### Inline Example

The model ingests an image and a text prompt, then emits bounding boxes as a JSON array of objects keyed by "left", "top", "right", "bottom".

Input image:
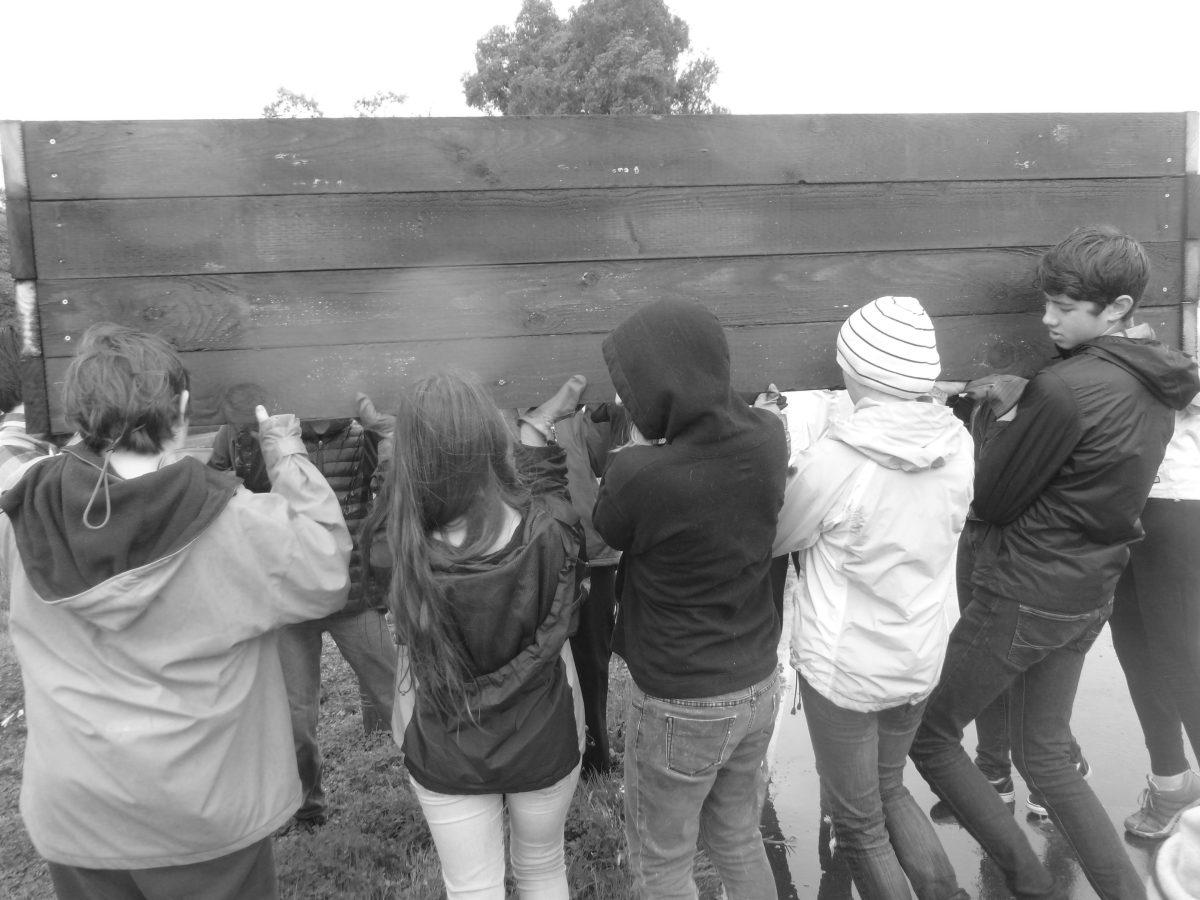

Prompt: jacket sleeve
[
  {"left": 972, "top": 370, "right": 1081, "bottom": 526},
  {"left": 772, "top": 441, "right": 845, "bottom": 557},
  {"left": 593, "top": 455, "right": 637, "bottom": 550},
  {"left": 206, "top": 425, "right": 234, "bottom": 472},
  {"left": 231, "top": 414, "right": 352, "bottom": 626}
]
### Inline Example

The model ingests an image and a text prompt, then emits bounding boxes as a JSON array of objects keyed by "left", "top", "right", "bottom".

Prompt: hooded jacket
[
  {"left": 1, "top": 416, "right": 351, "bottom": 869},
  {"left": 593, "top": 300, "right": 788, "bottom": 699},
  {"left": 774, "top": 395, "right": 974, "bottom": 712},
  {"left": 970, "top": 333, "right": 1199, "bottom": 611},
  {"left": 384, "top": 445, "right": 585, "bottom": 795}
]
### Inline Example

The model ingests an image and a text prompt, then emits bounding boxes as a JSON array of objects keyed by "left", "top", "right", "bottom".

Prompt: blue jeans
[
  {"left": 624, "top": 673, "right": 779, "bottom": 900},
  {"left": 910, "top": 591, "right": 1144, "bottom": 900},
  {"left": 277, "top": 608, "right": 397, "bottom": 820},
  {"left": 801, "top": 679, "right": 966, "bottom": 900}
]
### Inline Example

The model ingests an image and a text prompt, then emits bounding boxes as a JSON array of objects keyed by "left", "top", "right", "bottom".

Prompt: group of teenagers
[{"left": 2, "top": 223, "right": 1200, "bottom": 900}]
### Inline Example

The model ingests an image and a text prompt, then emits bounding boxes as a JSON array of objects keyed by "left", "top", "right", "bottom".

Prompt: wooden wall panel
[
  {"left": 35, "top": 244, "right": 1185, "bottom": 355},
  {"left": 21, "top": 114, "right": 1187, "bottom": 199},
  {"left": 30, "top": 179, "right": 1183, "bottom": 279},
  {"left": 39, "top": 309, "right": 1182, "bottom": 432},
  {"left": 0, "top": 122, "right": 37, "bottom": 280}
]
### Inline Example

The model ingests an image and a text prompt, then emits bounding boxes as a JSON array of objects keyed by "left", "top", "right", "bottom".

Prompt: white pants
[{"left": 411, "top": 762, "right": 582, "bottom": 899}]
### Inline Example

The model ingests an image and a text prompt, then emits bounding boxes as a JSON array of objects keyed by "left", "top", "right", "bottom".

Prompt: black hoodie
[
  {"left": 593, "top": 299, "right": 788, "bottom": 698},
  {"left": 971, "top": 333, "right": 1200, "bottom": 612}
]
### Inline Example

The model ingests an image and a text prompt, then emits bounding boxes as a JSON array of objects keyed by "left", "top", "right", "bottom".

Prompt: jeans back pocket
[{"left": 665, "top": 714, "right": 736, "bottom": 777}]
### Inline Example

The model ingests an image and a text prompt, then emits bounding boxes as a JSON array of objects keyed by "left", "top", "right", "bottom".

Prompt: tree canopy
[
  {"left": 462, "top": 0, "right": 725, "bottom": 115},
  {"left": 262, "top": 87, "right": 408, "bottom": 118}
]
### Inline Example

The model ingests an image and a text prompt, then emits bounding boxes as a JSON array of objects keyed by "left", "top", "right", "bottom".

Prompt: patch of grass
[{"left": 0, "top": 618, "right": 727, "bottom": 898}]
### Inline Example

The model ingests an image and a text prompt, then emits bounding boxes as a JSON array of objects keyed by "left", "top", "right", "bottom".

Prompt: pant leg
[
  {"left": 134, "top": 839, "right": 278, "bottom": 900},
  {"left": 623, "top": 675, "right": 777, "bottom": 900},
  {"left": 569, "top": 564, "right": 616, "bottom": 776},
  {"left": 801, "top": 677, "right": 914, "bottom": 900},
  {"left": 1010, "top": 602, "right": 1145, "bottom": 900},
  {"left": 49, "top": 840, "right": 278, "bottom": 900},
  {"left": 48, "top": 865, "right": 145, "bottom": 900},
  {"left": 276, "top": 619, "right": 325, "bottom": 820},
  {"left": 876, "top": 700, "right": 966, "bottom": 900},
  {"left": 697, "top": 676, "right": 778, "bottom": 900},
  {"left": 1126, "top": 499, "right": 1200, "bottom": 766},
  {"left": 409, "top": 780, "right": 506, "bottom": 900},
  {"left": 506, "top": 762, "right": 583, "bottom": 899},
  {"left": 326, "top": 608, "right": 398, "bottom": 735},
  {"left": 908, "top": 592, "right": 1057, "bottom": 900},
  {"left": 1111, "top": 556, "right": 1189, "bottom": 775}
]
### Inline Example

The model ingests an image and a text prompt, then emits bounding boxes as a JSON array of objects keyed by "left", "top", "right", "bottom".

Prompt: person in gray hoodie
[{"left": 1, "top": 324, "right": 351, "bottom": 900}]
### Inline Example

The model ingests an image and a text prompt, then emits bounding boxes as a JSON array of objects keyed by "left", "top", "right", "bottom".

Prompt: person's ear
[
  {"left": 178, "top": 390, "right": 190, "bottom": 421},
  {"left": 1106, "top": 295, "right": 1134, "bottom": 323}
]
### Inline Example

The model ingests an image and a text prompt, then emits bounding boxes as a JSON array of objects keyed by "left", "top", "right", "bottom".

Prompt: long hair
[{"left": 361, "top": 371, "right": 529, "bottom": 719}]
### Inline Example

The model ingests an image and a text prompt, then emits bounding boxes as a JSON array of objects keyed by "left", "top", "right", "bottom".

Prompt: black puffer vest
[{"left": 213, "top": 419, "right": 380, "bottom": 615}]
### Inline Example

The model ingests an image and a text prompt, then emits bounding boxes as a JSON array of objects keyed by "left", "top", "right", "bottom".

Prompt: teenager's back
[{"left": 593, "top": 299, "right": 787, "bottom": 700}]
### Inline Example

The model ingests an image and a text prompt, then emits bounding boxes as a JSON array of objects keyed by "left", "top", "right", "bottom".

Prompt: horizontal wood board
[
  {"left": 19, "top": 114, "right": 1187, "bottom": 198},
  {"left": 40, "top": 310, "right": 1181, "bottom": 432},
  {"left": 36, "top": 244, "right": 1184, "bottom": 355},
  {"left": 30, "top": 179, "right": 1184, "bottom": 279}
]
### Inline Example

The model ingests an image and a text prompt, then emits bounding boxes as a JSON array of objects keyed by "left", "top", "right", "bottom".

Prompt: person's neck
[{"left": 104, "top": 427, "right": 186, "bottom": 479}]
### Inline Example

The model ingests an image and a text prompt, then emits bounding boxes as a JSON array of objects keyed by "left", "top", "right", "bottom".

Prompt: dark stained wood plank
[
  {"left": 38, "top": 310, "right": 1181, "bottom": 432},
  {"left": 35, "top": 244, "right": 1184, "bottom": 356},
  {"left": 30, "top": 179, "right": 1183, "bottom": 279},
  {"left": 20, "top": 114, "right": 1187, "bottom": 199},
  {"left": 1, "top": 122, "right": 37, "bottom": 280}
]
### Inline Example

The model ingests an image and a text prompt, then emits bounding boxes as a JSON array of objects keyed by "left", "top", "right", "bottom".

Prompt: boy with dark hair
[
  {"left": 208, "top": 415, "right": 396, "bottom": 832},
  {"left": 1, "top": 323, "right": 351, "bottom": 899},
  {"left": 909, "top": 226, "right": 1199, "bottom": 900}
]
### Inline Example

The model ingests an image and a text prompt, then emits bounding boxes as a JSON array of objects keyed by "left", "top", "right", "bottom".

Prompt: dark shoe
[
  {"left": 988, "top": 774, "right": 1015, "bottom": 803},
  {"left": 1027, "top": 756, "right": 1091, "bottom": 818},
  {"left": 274, "top": 813, "right": 326, "bottom": 837},
  {"left": 1124, "top": 770, "right": 1200, "bottom": 839}
]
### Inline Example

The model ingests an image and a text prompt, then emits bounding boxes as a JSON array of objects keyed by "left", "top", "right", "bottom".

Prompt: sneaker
[
  {"left": 988, "top": 775, "right": 1015, "bottom": 804},
  {"left": 1124, "top": 770, "right": 1200, "bottom": 840},
  {"left": 1027, "top": 756, "right": 1091, "bottom": 818}
]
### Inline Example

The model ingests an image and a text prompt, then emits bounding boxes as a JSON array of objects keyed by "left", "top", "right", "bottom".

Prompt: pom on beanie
[{"left": 835, "top": 296, "right": 941, "bottom": 399}]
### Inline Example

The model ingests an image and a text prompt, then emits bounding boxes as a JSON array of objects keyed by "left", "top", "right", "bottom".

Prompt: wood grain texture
[
  {"left": 0, "top": 122, "right": 37, "bottom": 280},
  {"left": 38, "top": 309, "right": 1181, "bottom": 432},
  {"left": 35, "top": 244, "right": 1184, "bottom": 355},
  {"left": 20, "top": 114, "right": 1187, "bottom": 199},
  {"left": 30, "top": 179, "right": 1183, "bottom": 279}
]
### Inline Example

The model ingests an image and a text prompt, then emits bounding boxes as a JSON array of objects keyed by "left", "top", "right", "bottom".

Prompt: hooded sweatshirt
[
  {"left": 0, "top": 415, "right": 351, "bottom": 869},
  {"left": 593, "top": 299, "right": 788, "bottom": 699},
  {"left": 970, "top": 333, "right": 1200, "bottom": 612},
  {"left": 774, "top": 395, "right": 974, "bottom": 712}
]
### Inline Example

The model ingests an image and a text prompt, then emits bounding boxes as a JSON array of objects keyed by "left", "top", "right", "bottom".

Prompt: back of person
[
  {"left": 0, "top": 323, "right": 351, "bottom": 892},
  {"left": 781, "top": 392, "right": 973, "bottom": 711},
  {"left": 594, "top": 298, "right": 787, "bottom": 900},
  {"left": 594, "top": 299, "right": 787, "bottom": 700}
]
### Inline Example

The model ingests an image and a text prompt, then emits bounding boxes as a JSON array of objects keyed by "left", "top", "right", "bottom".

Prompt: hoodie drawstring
[{"left": 82, "top": 454, "right": 113, "bottom": 530}]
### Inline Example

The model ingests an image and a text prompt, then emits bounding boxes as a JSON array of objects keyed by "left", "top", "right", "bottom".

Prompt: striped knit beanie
[{"left": 836, "top": 296, "right": 941, "bottom": 399}]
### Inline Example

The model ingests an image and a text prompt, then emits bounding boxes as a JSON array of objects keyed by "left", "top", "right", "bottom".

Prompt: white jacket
[
  {"left": 1150, "top": 398, "right": 1200, "bottom": 501},
  {"left": 775, "top": 394, "right": 973, "bottom": 712}
]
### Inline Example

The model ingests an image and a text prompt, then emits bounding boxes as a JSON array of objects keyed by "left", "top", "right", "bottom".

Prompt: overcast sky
[{"left": 3, "top": 0, "right": 1198, "bottom": 122}]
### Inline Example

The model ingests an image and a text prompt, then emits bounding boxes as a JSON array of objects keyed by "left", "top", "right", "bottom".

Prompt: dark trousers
[
  {"left": 910, "top": 591, "right": 1144, "bottom": 900},
  {"left": 570, "top": 564, "right": 617, "bottom": 776},
  {"left": 1111, "top": 497, "right": 1200, "bottom": 776},
  {"left": 48, "top": 837, "right": 276, "bottom": 900},
  {"left": 956, "top": 524, "right": 1081, "bottom": 781}
]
